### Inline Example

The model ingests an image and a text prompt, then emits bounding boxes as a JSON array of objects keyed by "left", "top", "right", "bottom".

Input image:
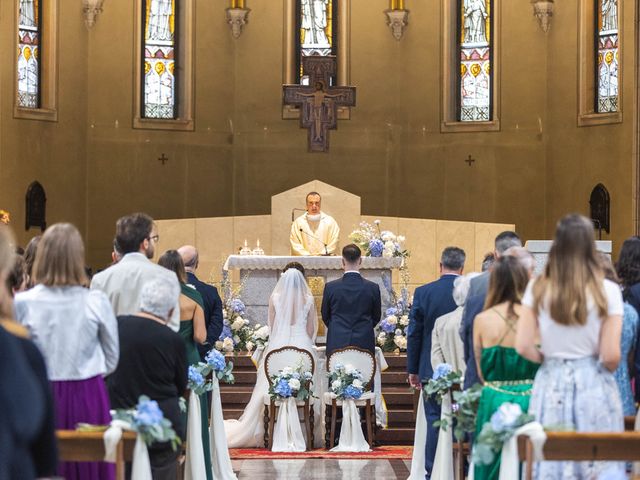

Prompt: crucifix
[
  {"left": 158, "top": 153, "right": 169, "bottom": 166},
  {"left": 465, "top": 155, "right": 475, "bottom": 166},
  {"left": 283, "top": 56, "right": 356, "bottom": 153}
]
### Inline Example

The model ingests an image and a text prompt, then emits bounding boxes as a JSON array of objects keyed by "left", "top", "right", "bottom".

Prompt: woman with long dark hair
[
  {"left": 472, "top": 255, "right": 539, "bottom": 480},
  {"left": 517, "top": 214, "right": 624, "bottom": 479}
]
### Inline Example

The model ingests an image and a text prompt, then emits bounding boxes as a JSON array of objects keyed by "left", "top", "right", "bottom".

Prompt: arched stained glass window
[
  {"left": 457, "top": 0, "right": 493, "bottom": 122},
  {"left": 596, "top": 0, "right": 619, "bottom": 113},
  {"left": 17, "top": 0, "right": 42, "bottom": 109},
  {"left": 142, "top": 0, "right": 177, "bottom": 119},
  {"left": 296, "top": 0, "right": 338, "bottom": 85}
]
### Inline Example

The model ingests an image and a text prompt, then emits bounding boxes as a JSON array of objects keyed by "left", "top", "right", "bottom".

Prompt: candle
[
  {"left": 257, "top": 239, "right": 260, "bottom": 247},
  {"left": 244, "top": 239, "right": 248, "bottom": 247}
]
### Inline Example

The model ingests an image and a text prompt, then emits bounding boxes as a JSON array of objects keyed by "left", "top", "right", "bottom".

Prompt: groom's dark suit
[{"left": 321, "top": 272, "right": 382, "bottom": 357}]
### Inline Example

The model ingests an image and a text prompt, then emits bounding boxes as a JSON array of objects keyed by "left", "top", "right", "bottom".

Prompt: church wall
[
  {"left": 81, "top": 0, "right": 550, "bottom": 269},
  {"left": 0, "top": 1, "right": 88, "bottom": 248},
  {"left": 545, "top": 0, "right": 636, "bottom": 253}
]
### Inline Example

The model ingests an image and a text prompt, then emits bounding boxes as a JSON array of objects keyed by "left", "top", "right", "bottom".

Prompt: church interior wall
[
  {"left": 0, "top": 1, "right": 88, "bottom": 248},
  {"left": 545, "top": 0, "right": 636, "bottom": 252},
  {"left": 3, "top": 1, "right": 636, "bottom": 270}
]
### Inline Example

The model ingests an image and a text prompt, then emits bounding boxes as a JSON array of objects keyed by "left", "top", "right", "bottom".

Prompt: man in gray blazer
[{"left": 91, "top": 213, "right": 181, "bottom": 332}]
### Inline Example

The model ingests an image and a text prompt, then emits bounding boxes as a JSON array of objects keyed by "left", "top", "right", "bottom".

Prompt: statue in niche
[
  {"left": 601, "top": 0, "right": 618, "bottom": 31},
  {"left": 589, "top": 183, "right": 610, "bottom": 236},
  {"left": 19, "top": 0, "right": 36, "bottom": 27},
  {"left": 25, "top": 181, "right": 46, "bottom": 232},
  {"left": 148, "top": 0, "right": 173, "bottom": 42},
  {"left": 464, "top": 0, "right": 488, "bottom": 44},
  {"left": 301, "top": 0, "right": 330, "bottom": 48}
]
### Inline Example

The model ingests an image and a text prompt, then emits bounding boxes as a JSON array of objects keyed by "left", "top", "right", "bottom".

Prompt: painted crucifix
[{"left": 283, "top": 55, "right": 356, "bottom": 152}]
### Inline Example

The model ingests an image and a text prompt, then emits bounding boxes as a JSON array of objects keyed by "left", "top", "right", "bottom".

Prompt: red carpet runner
[{"left": 229, "top": 446, "right": 413, "bottom": 460}]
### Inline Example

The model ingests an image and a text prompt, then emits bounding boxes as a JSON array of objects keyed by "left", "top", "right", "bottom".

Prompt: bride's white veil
[{"left": 268, "top": 268, "right": 318, "bottom": 345}]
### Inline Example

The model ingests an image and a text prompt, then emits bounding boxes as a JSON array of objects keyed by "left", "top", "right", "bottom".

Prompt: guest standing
[
  {"left": 14, "top": 223, "right": 119, "bottom": 480},
  {"left": 107, "top": 276, "right": 187, "bottom": 480},
  {"left": 321, "top": 244, "right": 381, "bottom": 357},
  {"left": 178, "top": 245, "right": 224, "bottom": 359},
  {"left": 517, "top": 214, "right": 625, "bottom": 479},
  {"left": 407, "top": 246, "right": 465, "bottom": 479},
  {"left": 616, "top": 236, "right": 640, "bottom": 403},
  {"left": 91, "top": 213, "right": 181, "bottom": 331},
  {"left": 472, "top": 256, "right": 539, "bottom": 480},
  {"left": 158, "top": 250, "right": 212, "bottom": 480}
]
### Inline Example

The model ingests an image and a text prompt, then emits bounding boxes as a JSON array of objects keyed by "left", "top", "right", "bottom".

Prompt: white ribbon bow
[
  {"left": 271, "top": 396, "right": 307, "bottom": 452},
  {"left": 330, "top": 398, "right": 371, "bottom": 452},
  {"left": 185, "top": 393, "right": 207, "bottom": 480},
  {"left": 498, "top": 421, "right": 546, "bottom": 480},
  {"left": 103, "top": 419, "right": 152, "bottom": 480},
  {"left": 209, "top": 376, "right": 238, "bottom": 479}
]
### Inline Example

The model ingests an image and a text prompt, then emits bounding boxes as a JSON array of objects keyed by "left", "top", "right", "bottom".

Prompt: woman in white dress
[{"left": 224, "top": 264, "right": 318, "bottom": 448}]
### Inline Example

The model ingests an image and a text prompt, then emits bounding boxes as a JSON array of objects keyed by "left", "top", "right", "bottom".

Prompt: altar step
[{"left": 220, "top": 352, "right": 416, "bottom": 445}]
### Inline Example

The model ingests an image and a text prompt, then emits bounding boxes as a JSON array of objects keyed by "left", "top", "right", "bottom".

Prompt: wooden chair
[
  {"left": 56, "top": 430, "right": 137, "bottom": 480},
  {"left": 262, "top": 346, "right": 315, "bottom": 450},
  {"left": 323, "top": 346, "right": 377, "bottom": 449},
  {"left": 517, "top": 431, "right": 640, "bottom": 480}
]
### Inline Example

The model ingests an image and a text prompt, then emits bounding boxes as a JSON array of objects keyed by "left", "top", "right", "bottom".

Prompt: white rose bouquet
[{"left": 268, "top": 362, "right": 313, "bottom": 402}]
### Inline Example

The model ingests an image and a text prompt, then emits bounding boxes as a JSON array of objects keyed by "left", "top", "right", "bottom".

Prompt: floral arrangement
[
  {"left": 187, "top": 365, "right": 213, "bottom": 396},
  {"left": 0, "top": 210, "right": 9, "bottom": 225},
  {"left": 251, "top": 324, "right": 269, "bottom": 349},
  {"left": 377, "top": 270, "right": 412, "bottom": 352},
  {"left": 328, "top": 363, "right": 367, "bottom": 400},
  {"left": 349, "top": 220, "right": 409, "bottom": 259},
  {"left": 268, "top": 362, "right": 313, "bottom": 402},
  {"left": 424, "top": 363, "right": 463, "bottom": 404},
  {"left": 436, "top": 383, "right": 483, "bottom": 440},
  {"left": 204, "top": 349, "right": 235, "bottom": 384},
  {"left": 111, "top": 395, "right": 181, "bottom": 450},
  {"left": 473, "top": 403, "right": 535, "bottom": 466}
]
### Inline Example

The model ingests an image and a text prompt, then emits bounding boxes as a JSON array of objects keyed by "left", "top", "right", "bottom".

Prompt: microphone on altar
[
  {"left": 291, "top": 208, "right": 307, "bottom": 222},
  {"left": 299, "top": 228, "right": 331, "bottom": 256}
]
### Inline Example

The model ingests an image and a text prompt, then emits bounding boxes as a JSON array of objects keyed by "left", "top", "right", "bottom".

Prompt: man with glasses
[{"left": 91, "top": 212, "right": 181, "bottom": 331}]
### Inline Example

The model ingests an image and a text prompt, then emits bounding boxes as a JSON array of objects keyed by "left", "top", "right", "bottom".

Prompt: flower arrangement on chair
[
  {"left": 268, "top": 364, "right": 313, "bottom": 402},
  {"left": 328, "top": 363, "right": 367, "bottom": 399}
]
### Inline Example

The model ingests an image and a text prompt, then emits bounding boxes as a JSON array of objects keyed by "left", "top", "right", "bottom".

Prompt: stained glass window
[
  {"left": 142, "top": 0, "right": 176, "bottom": 119},
  {"left": 296, "top": 0, "right": 338, "bottom": 84},
  {"left": 457, "top": 0, "right": 492, "bottom": 122},
  {"left": 596, "top": 0, "right": 618, "bottom": 113},
  {"left": 17, "top": 0, "right": 41, "bottom": 109}
]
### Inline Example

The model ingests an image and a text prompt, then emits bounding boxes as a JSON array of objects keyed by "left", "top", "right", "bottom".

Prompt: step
[
  {"left": 387, "top": 408, "right": 417, "bottom": 425},
  {"left": 382, "top": 353, "right": 407, "bottom": 369},
  {"left": 220, "top": 388, "right": 253, "bottom": 404},
  {"left": 228, "top": 371, "right": 258, "bottom": 384},
  {"left": 380, "top": 388, "right": 416, "bottom": 407},
  {"left": 381, "top": 371, "right": 410, "bottom": 385},
  {"left": 225, "top": 353, "right": 256, "bottom": 368},
  {"left": 376, "top": 427, "right": 415, "bottom": 445}
]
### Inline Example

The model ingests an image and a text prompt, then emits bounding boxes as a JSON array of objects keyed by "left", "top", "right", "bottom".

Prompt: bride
[{"left": 224, "top": 263, "right": 319, "bottom": 448}]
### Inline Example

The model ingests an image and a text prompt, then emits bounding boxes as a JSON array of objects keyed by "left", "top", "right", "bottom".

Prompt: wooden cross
[
  {"left": 283, "top": 56, "right": 356, "bottom": 153},
  {"left": 465, "top": 155, "right": 475, "bottom": 166},
  {"left": 158, "top": 153, "right": 169, "bottom": 166}
]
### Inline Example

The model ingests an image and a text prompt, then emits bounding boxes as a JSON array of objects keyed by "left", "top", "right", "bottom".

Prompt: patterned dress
[{"left": 613, "top": 303, "right": 638, "bottom": 416}]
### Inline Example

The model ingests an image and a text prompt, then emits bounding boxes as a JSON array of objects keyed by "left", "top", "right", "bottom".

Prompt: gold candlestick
[{"left": 232, "top": 0, "right": 245, "bottom": 8}]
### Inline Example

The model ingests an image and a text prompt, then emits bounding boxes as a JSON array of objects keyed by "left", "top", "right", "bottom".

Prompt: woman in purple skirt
[{"left": 14, "top": 223, "right": 119, "bottom": 480}]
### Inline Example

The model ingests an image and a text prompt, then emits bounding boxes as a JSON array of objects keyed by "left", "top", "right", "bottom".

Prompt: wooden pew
[
  {"left": 517, "top": 431, "right": 640, "bottom": 480},
  {"left": 56, "top": 430, "right": 137, "bottom": 480}
]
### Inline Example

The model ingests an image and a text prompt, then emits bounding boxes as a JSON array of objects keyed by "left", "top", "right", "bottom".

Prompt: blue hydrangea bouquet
[
  {"left": 328, "top": 363, "right": 367, "bottom": 400},
  {"left": 111, "top": 395, "right": 181, "bottom": 450},
  {"left": 424, "top": 363, "right": 463, "bottom": 404},
  {"left": 349, "top": 220, "right": 409, "bottom": 259},
  {"left": 473, "top": 403, "right": 535, "bottom": 466},
  {"left": 204, "top": 349, "right": 235, "bottom": 384},
  {"left": 376, "top": 288, "right": 411, "bottom": 352},
  {"left": 268, "top": 363, "right": 314, "bottom": 402}
]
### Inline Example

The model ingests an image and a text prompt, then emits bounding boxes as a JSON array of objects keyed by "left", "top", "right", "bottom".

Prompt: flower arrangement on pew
[
  {"left": 204, "top": 349, "right": 235, "bottom": 384},
  {"left": 349, "top": 220, "right": 409, "bottom": 259},
  {"left": 111, "top": 395, "right": 181, "bottom": 450},
  {"left": 377, "top": 273, "right": 412, "bottom": 352},
  {"left": 436, "top": 383, "right": 483, "bottom": 440},
  {"left": 328, "top": 363, "right": 367, "bottom": 400},
  {"left": 473, "top": 403, "right": 535, "bottom": 466},
  {"left": 188, "top": 365, "right": 214, "bottom": 395},
  {"left": 424, "top": 363, "right": 463, "bottom": 404},
  {"left": 268, "top": 363, "right": 314, "bottom": 402}
]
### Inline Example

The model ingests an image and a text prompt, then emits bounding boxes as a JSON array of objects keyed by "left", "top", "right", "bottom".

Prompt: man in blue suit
[
  {"left": 178, "top": 245, "right": 224, "bottom": 360},
  {"left": 322, "top": 244, "right": 382, "bottom": 358},
  {"left": 407, "top": 246, "right": 465, "bottom": 479}
]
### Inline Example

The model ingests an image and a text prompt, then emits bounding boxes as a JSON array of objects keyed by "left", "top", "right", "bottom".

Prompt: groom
[{"left": 321, "top": 244, "right": 382, "bottom": 358}]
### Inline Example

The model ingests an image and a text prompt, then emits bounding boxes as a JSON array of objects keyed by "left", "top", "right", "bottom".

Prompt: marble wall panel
[
  {"left": 474, "top": 223, "right": 515, "bottom": 272},
  {"left": 436, "top": 220, "right": 476, "bottom": 277}
]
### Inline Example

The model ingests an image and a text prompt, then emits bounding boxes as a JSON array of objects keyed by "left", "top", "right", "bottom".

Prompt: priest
[{"left": 290, "top": 191, "right": 340, "bottom": 255}]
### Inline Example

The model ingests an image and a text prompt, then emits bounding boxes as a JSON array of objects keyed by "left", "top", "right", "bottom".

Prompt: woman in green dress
[
  {"left": 472, "top": 255, "right": 540, "bottom": 480},
  {"left": 158, "top": 250, "right": 213, "bottom": 480}
]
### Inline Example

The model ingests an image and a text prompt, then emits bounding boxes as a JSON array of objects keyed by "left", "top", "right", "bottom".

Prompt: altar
[{"left": 223, "top": 255, "right": 403, "bottom": 338}]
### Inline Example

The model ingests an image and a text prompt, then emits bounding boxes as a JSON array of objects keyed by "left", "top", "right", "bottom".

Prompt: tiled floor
[{"left": 231, "top": 459, "right": 412, "bottom": 479}]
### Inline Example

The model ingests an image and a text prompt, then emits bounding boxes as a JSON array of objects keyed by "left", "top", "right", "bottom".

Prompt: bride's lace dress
[{"left": 224, "top": 269, "right": 319, "bottom": 448}]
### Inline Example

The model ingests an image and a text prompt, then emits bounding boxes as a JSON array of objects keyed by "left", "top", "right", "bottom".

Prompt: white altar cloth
[{"left": 224, "top": 255, "right": 403, "bottom": 271}]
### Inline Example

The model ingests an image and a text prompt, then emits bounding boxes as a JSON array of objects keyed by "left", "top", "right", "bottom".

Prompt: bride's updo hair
[{"left": 283, "top": 262, "right": 305, "bottom": 277}]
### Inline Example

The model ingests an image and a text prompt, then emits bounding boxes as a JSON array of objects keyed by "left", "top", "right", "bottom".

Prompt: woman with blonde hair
[
  {"left": 516, "top": 214, "right": 624, "bottom": 479},
  {"left": 14, "top": 223, "right": 119, "bottom": 480}
]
